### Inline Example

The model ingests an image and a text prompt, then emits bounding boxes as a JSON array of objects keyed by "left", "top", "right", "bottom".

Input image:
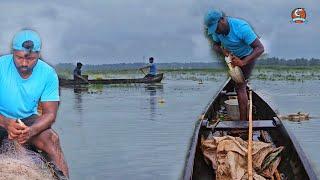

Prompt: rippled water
[{"left": 53, "top": 77, "right": 320, "bottom": 179}]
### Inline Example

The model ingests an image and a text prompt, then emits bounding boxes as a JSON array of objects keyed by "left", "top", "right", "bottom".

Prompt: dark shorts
[
  {"left": 0, "top": 115, "right": 38, "bottom": 141},
  {"left": 241, "top": 58, "right": 256, "bottom": 80},
  {"left": 235, "top": 58, "right": 256, "bottom": 90}
]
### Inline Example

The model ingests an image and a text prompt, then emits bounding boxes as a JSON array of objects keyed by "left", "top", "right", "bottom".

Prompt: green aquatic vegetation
[
  {"left": 89, "top": 84, "right": 105, "bottom": 92},
  {"left": 56, "top": 65, "right": 320, "bottom": 82},
  {"left": 255, "top": 74, "right": 268, "bottom": 80}
]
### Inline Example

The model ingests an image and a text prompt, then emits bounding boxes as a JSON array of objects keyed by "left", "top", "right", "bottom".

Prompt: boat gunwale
[{"left": 277, "top": 121, "right": 318, "bottom": 180}]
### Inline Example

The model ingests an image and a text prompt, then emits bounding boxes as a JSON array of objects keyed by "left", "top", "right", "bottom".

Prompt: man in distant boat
[
  {"left": 73, "top": 62, "right": 89, "bottom": 83},
  {"left": 140, "top": 57, "right": 157, "bottom": 78},
  {"left": 0, "top": 29, "right": 69, "bottom": 177},
  {"left": 204, "top": 9, "right": 264, "bottom": 120}
]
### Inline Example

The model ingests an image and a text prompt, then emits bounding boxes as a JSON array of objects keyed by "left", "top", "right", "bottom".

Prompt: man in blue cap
[
  {"left": 0, "top": 29, "right": 69, "bottom": 177},
  {"left": 204, "top": 9, "right": 264, "bottom": 121}
]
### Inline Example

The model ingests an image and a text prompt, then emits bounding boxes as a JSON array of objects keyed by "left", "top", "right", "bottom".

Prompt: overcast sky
[{"left": 0, "top": 0, "right": 319, "bottom": 64}]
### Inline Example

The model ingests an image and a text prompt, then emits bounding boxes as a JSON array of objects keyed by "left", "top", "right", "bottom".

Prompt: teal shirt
[
  {"left": 0, "top": 54, "right": 59, "bottom": 119},
  {"left": 210, "top": 17, "right": 257, "bottom": 58}
]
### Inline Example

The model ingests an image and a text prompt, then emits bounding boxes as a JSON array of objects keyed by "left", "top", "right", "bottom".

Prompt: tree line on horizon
[
  {"left": 54, "top": 57, "right": 320, "bottom": 72},
  {"left": 257, "top": 57, "right": 320, "bottom": 66}
]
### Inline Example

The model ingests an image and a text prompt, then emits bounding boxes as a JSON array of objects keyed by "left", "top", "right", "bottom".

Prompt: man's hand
[
  {"left": 18, "top": 124, "right": 34, "bottom": 144},
  {"left": 6, "top": 119, "right": 25, "bottom": 140},
  {"left": 221, "top": 48, "right": 246, "bottom": 67},
  {"left": 230, "top": 55, "right": 246, "bottom": 67}
]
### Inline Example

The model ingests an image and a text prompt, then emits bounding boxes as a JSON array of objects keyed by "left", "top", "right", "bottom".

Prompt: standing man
[
  {"left": 73, "top": 62, "right": 89, "bottom": 83},
  {"left": 140, "top": 57, "right": 157, "bottom": 78},
  {"left": 73, "top": 62, "right": 83, "bottom": 79},
  {"left": 204, "top": 9, "right": 264, "bottom": 120},
  {"left": 0, "top": 29, "right": 69, "bottom": 177}
]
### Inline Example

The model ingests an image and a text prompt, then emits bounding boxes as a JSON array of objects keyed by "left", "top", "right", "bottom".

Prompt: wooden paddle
[
  {"left": 248, "top": 90, "right": 253, "bottom": 180},
  {"left": 139, "top": 68, "right": 147, "bottom": 76}
]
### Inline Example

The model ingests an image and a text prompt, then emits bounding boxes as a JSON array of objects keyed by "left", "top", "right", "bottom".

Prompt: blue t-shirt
[
  {"left": 149, "top": 63, "right": 157, "bottom": 75},
  {"left": 0, "top": 54, "right": 59, "bottom": 119},
  {"left": 210, "top": 17, "right": 257, "bottom": 58}
]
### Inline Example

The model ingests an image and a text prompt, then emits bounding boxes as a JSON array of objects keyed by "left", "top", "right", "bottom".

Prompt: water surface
[{"left": 53, "top": 77, "right": 320, "bottom": 179}]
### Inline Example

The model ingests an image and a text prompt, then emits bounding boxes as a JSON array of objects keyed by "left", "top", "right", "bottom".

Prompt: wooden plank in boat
[{"left": 214, "top": 120, "right": 277, "bottom": 130}]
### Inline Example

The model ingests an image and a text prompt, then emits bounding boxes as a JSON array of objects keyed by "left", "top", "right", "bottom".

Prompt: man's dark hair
[
  {"left": 77, "top": 62, "right": 82, "bottom": 67},
  {"left": 22, "top": 40, "right": 35, "bottom": 56},
  {"left": 149, "top": 57, "right": 154, "bottom": 63}
]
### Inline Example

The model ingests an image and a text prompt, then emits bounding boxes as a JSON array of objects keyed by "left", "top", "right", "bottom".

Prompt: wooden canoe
[
  {"left": 183, "top": 78, "right": 318, "bottom": 180},
  {"left": 59, "top": 73, "right": 163, "bottom": 86}
]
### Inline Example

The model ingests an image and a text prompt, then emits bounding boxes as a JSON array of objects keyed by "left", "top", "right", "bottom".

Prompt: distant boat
[
  {"left": 183, "top": 78, "right": 317, "bottom": 180},
  {"left": 59, "top": 73, "right": 163, "bottom": 86}
]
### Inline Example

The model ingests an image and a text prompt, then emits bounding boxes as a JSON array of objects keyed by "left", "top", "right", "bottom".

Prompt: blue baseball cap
[
  {"left": 204, "top": 9, "right": 223, "bottom": 35},
  {"left": 12, "top": 30, "right": 41, "bottom": 52}
]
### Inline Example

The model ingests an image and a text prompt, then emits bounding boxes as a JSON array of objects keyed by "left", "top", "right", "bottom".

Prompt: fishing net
[
  {"left": 0, "top": 138, "right": 56, "bottom": 180},
  {"left": 201, "top": 135, "right": 283, "bottom": 180}
]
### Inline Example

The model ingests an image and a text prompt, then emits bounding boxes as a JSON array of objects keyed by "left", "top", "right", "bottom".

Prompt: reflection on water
[
  {"left": 54, "top": 78, "right": 320, "bottom": 179},
  {"left": 145, "top": 84, "right": 164, "bottom": 121},
  {"left": 72, "top": 83, "right": 165, "bottom": 122},
  {"left": 73, "top": 85, "right": 89, "bottom": 94},
  {"left": 73, "top": 88, "right": 84, "bottom": 112}
]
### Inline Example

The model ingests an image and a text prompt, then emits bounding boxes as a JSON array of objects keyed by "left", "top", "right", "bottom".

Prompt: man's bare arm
[
  {"left": 0, "top": 114, "right": 10, "bottom": 129},
  {"left": 212, "top": 42, "right": 224, "bottom": 56},
  {"left": 31, "top": 101, "right": 58, "bottom": 135},
  {"left": 242, "top": 38, "right": 264, "bottom": 65},
  {"left": 139, "top": 65, "right": 151, "bottom": 70},
  {"left": 19, "top": 101, "right": 58, "bottom": 143},
  {"left": 74, "top": 74, "right": 89, "bottom": 83},
  {"left": 0, "top": 114, "right": 24, "bottom": 139}
]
